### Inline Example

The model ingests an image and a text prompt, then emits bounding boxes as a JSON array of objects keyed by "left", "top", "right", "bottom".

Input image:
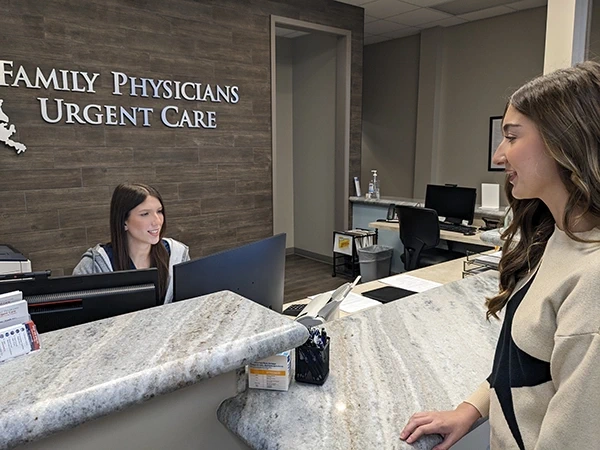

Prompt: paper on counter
[
  {"left": 379, "top": 274, "right": 442, "bottom": 292},
  {"left": 339, "top": 293, "right": 381, "bottom": 313},
  {"left": 307, "top": 290, "right": 381, "bottom": 314}
]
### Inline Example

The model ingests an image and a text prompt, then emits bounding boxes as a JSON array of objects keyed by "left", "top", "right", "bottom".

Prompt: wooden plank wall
[{"left": 0, "top": 0, "right": 363, "bottom": 275}]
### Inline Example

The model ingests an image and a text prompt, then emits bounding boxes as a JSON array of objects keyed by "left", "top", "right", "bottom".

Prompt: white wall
[
  {"left": 435, "top": 7, "right": 546, "bottom": 200},
  {"left": 362, "top": 7, "right": 547, "bottom": 205},
  {"left": 362, "top": 34, "right": 420, "bottom": 198},
  {"left": 293, "top": 33, "right": 337, "bottom": 257},
  {"left": 274, "top": 37, "right": 295, "bottom": 248}
]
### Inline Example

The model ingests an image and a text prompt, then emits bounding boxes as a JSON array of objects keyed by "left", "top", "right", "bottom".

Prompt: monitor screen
[
  {"left": 0, "top": 269, "right": 159, "bottom": 333},
  {"left": 173, "top": 233, "right": 286, "bottom": 313},
  {"left": 425, "top": 184, "right": 477, "bottom": 224}
]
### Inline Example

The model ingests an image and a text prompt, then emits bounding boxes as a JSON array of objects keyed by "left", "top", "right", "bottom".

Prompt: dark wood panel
[
  {"left": 179, "top": 181, "right": 236, "bottom": 200},
  {"left": 0, "top": 211, "right": 60, "bottom": 233},
  {"left": 217, "top": 163, "right": 270, "bottom": 181},
  {"left": 132, "top": 148, "right": 199, "bottom": 166},
  {"left": 235, "top": 180, "right": 271, "bottom": 194},
  {"left": 58, "top": 204, "right": 110, "bottom": 228},
  {"left": 0, "top": 0, "right": 363, "bottom": 274},
  {"left": 0, "top": 192, "right": 27, "bottom": 213},
  {"left": 201, "top": 194, "right": 255, "bottom": 213},
  {"left": 0, "top": 169, "right": 81, "bottom": 191},
  {"left": 53, "top": 147, "right": 134, "bottom": 169},
  {"left": 154, "top": 165, "right": 219, "bottom": 183},
  {"left": 81, "top": 167, "right": 157, "bottom": 187},
  {"left": 217, "top": 208, "right": 272, "bottom": 230},
  {"left": 27, "top": 245, "right": 90, "bottom": 274},
  {"left": 165, "top": 200, "right": 202, "bottom": 218},
  {"left": 0, "top": 228, "right": 87, "bottom": 254},
  {"left": 197, "top": 147, "right": 254, "bottom": 164},
  {"left": 25, "top": 187, "right": 110, "bottom": 212}
]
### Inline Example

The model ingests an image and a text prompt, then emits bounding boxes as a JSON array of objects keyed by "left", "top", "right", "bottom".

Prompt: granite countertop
[
  {"left": 350, "top": 196, "right": 506, "bottom": 220},
  {"left": 218, "top": 273, "right": 502, "bottom": 450},
  {"left": 0, "top": 291, "right": 308, "bottom": 450}
]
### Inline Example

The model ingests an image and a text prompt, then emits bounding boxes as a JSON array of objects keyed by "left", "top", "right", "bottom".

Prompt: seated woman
[{"left": 73, "top": 183, "right": 190, "bottom": 304}]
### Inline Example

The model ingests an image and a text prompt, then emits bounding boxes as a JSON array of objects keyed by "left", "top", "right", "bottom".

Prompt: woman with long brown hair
[
  {"left": 73, "top": 183, "right": 189, "bottom": 303},
  {"left": 401, "top": 62, "right": 600, "bottom": 449}
]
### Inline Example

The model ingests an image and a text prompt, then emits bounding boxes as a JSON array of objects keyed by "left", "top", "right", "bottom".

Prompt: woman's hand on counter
[{"left": 399, "top": 402, "right": 481, "bottom": 450}]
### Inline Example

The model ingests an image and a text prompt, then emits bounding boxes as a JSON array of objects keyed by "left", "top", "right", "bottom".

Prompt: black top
[
  {"left": 102, "top": 240, "right": 171, "bottom": 270},
  {"left": 488, "top": 273, "right": 551, "bottom": 450}
]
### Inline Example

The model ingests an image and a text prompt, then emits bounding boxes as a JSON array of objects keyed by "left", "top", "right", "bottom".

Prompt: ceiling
[{"left": 277, "top": 0, "right": 547, "bottom": 45}]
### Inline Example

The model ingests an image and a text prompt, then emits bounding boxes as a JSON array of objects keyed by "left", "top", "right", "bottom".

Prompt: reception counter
[
  {"left": 0, "top": 292, "right": 308, "bottom": 450},
  {"left": 218, "top": 272, "right": 501, "bottom": 450}
]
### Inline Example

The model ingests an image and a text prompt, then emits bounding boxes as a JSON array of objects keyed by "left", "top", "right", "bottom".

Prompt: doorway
[{"left": 271, "top": 16, "right": 351, "bottom": 262}]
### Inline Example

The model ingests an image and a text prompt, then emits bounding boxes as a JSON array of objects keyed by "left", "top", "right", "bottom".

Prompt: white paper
[
  {"left": 354, "top": 176, "right": 361, "bottom": 197},
  {"left": 481, "top": 183, "right": 500, "bottom": 209},
  {"left": 339, "top": 292, "right": 381, "bottom": 313},
  {"left": 0, "top": 290, "right": 23, "bottom": 306},
  {"left": 379, "top": 274, "right": 442, "bottom": 292},
  {"left": 474, "top": 250, "right": 502, "bottom": 268},
  {"left": 308, "top": 290, "right": 381, "bottom": 314},
  {"left": 333, "top": 233, "right": 353, "bottom": 256}
]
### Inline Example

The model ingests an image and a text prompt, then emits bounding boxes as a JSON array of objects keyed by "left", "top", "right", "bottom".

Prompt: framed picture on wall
[{"left": 488, "top": 116, "right": 504, "bottom": 171}]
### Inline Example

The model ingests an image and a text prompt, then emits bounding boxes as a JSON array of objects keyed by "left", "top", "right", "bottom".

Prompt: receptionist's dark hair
[
  {"left": 486, "top": 61, "right": 600, "bottom": 319},
  {"left": 110, "top": 183, "right": 169, "bottom": 301}
]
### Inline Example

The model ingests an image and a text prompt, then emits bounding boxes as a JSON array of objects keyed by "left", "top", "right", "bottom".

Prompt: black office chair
[{"left": 395, "top": 205, "right": 465, "bottom": 271}]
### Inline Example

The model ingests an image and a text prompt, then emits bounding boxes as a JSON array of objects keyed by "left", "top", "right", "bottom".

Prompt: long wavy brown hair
[
  {"left": 110, "top": 183, "right": 170, "bottom": 301},
  {"left": 487, "top": 61, "right": 600, "bottom": 319}
]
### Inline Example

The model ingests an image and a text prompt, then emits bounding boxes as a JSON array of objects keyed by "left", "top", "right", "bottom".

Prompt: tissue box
[{"left": 248, "top": 350, "right": 292, "bottom": 391}]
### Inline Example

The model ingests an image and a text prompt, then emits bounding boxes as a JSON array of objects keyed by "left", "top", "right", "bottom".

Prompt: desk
[
  {"left": 218, "top": 272, "right": 502, "bottom": 450},
  {"left": 1, "top": 291, "right": 307, "bottom": 450},
  {"left": 369, "top": 220, "right": 495, "bottom": 248},
  {"left": 286, "top": 254, "right": 495, "bottom": 318}
]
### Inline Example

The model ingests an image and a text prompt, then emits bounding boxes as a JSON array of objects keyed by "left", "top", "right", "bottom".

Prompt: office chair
[{"left": 395, "top": 205, "right": 465, "bottom": 271}]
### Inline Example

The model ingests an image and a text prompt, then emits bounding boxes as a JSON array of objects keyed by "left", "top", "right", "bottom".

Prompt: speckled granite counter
[
  {"left": 0, "top": 291, "right": 308, "bottom": 450},
  {"left": 350, "top": 196, "right": 506, "bottom": 220},
  {"left": 218, "top": 272, "right": 501, "bottom": 450}
]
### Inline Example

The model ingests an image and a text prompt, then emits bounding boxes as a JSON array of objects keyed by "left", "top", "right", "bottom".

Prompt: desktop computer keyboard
[{"left": 439, "top": 222, "right": 477, "bottom": 234}]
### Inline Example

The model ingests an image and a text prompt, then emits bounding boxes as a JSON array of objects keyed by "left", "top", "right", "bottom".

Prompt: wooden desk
[{"left": 368, "top": 220, "right": 495, "bottom": 247}]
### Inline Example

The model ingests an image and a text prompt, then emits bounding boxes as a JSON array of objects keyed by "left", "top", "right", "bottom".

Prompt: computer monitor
[
  {"left": 173, "top": 233, "right": 286, "bottom": 313},
  {"left": 0, "top": 269, "right": 159, "bottom": 333},
  {"left": 425, "top": 184, "right": 477, "bottom": 225}
]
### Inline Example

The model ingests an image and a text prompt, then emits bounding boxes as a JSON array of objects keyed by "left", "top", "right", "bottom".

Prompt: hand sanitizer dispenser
[{"left": 368, "top": 170, "right": 380, "bottom": 200}]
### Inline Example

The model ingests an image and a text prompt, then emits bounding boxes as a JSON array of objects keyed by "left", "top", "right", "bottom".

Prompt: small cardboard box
[{"left": 248, "top": 350, "right": 292, "bottom": 391}]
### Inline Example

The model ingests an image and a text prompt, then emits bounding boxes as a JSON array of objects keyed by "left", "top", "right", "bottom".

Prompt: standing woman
[
  {"left": 401, "top": 62, "right": 600, "bottom": 449},
  {"left": 73, "top": 183, "right": 190, "bottom": 304}
]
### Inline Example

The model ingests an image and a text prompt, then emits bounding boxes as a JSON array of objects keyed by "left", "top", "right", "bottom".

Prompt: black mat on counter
[{"left": 361, "top": 286, "right": 417, "bottom": 303}]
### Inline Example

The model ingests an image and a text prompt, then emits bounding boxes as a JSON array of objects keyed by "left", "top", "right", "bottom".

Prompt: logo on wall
[{"left": 0, "top": 99, "right": 26, "bottom": 154}]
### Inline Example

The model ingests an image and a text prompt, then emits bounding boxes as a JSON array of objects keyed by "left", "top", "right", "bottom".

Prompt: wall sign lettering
[{"left": 0, "top": 60, "right": 239, "bottom": 131}]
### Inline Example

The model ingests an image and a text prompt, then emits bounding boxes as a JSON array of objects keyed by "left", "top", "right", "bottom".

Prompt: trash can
[{"left": 357, "top": 245, "right": 393, "bottom": 282}]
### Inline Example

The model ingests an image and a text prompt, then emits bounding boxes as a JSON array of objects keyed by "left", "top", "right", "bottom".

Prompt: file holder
[
  {"left": 295, "top": 337, "right": 330, "bottom": 385},
  {"left": 462, "top": 251, "right": 497, "bottom": 278},
  {"left": 332, "top": 229, "right": 378, "bottom": 279}
]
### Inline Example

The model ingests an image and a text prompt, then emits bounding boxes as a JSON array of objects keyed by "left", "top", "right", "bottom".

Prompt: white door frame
[{"left": 270, "top": 16, "right": 352, "bottom": 239}]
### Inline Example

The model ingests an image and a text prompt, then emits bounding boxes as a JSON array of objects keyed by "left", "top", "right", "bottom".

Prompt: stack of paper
[
  {"left": 379, "top": 274, "right": 442, "bottom": 292},
  {"left": 0, "top": 291, "right": 40, "bottom": 363},
  {"left": 308, "top": 290, "right": 381, "bottom": 314},
  {"left": 473, "top": 250, "right": 502, "bottom": 269}
]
